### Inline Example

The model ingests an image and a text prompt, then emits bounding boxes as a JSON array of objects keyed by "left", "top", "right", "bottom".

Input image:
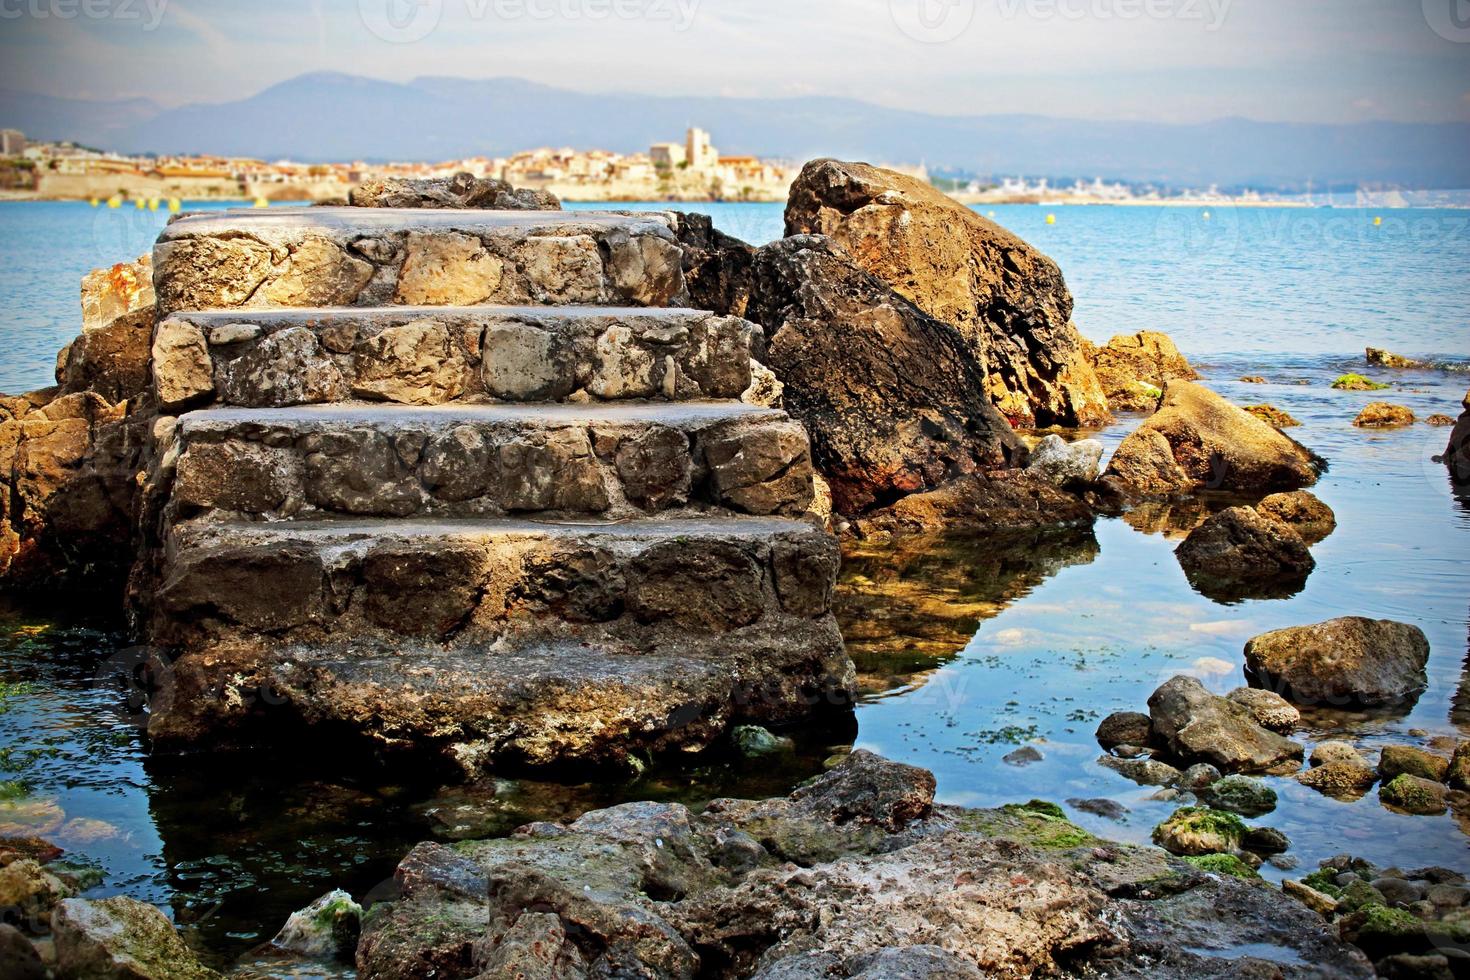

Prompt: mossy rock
[
  {"left": 1152, "top": 806, "right": 1247, "bottom": 856},
  {"left": 1300, "top": 867, "right": 1346, "bottom": 898},
  {"left": 955, "top": 804, "right": 1097, "bottom": 851},
  {"left": 1333, "top": 373, "right": 1391, "bottom": 391},
  {"left": 1183, "top": 853, "right": 1261, "bottom": 880},
  {"left": 1202, "top": 774, "right": 1277, "bottom": 817},
  {"left": 1379, "top": 773, "right": 1447, "bottom": 815}
]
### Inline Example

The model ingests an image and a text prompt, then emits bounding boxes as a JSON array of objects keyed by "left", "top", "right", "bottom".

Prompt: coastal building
[
  {"left": 650, "top": 142, "right": 686, "bottom": 170},
  {"left": 1, "top": 130, "right": 26, "bottom": 157},
  {"left": 685, "top": 127, "right": 718, "bottom": 170}
]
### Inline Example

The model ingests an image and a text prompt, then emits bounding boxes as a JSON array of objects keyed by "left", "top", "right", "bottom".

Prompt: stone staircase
[{"left": 135, "top": 207, "right": 852, "bottom": 774}]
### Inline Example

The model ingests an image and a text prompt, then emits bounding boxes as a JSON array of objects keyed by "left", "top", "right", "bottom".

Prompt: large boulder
[
  {"left": 1082, "top": 331, "right": 1199, "bottom": 412},
  {"left": 1255, "top": 490, "right": 1336, "bottom": 545},
  {"left": 1147, "top": 676, "right": 1304, "bottom": 774},
  {"left": 1243, "top": 617, "right": 1431, "bottom": 708},
  {"left": 849, "top": 472, "right": 1094, "bottom": 537},
  {"left": 348, "top": 171, "right": 559, "bottom": 210},
  {"left": 1103, "top": 381, "right": 1324, "bottom": 496},
  {"left": 746, "top": 235, "right": 1024, "bottom": 514},
  {"left": 59, "top": 255, "right": 156, "bottom": 403},
  {"left": 51, "top": 896, "right": 221, "bottom": 979},
  {"left": 784, "top": 159, "right": 1110, "bottom": 427},
  {"left": 1174, "top": 505, "right": 1315, "bottom": 601}
]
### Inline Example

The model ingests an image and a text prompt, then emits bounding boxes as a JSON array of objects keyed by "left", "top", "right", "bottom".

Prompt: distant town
[{"left": 0, "top": 125, "right": 1452, "bottom": 209}]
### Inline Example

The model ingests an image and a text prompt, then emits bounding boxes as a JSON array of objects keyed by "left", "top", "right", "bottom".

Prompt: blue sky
[{"left": 1, "top": 0, "right": 1467, "bottom": 123}]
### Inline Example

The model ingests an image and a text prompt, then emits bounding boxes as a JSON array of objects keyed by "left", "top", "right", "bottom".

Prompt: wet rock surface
[
  {"left": 52, "top": 895, "right": 221, "bottom": 979},
  {"left": 356, "top": 752, "right": 1372, "bottom": 980},
  {"left": 785, "top": 159, "right": 1110, "bottom": 427},
  {"left": 1147, "top": 676, "right": 1305, "bottom": 774},
  {"left": 1175, "top": 505, "right": 1316, "bottom": 601}
]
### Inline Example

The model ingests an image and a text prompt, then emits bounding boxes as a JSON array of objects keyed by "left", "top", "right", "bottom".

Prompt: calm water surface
[{"left": 0, "top": 199, "right": 1467, "bottom": 968}]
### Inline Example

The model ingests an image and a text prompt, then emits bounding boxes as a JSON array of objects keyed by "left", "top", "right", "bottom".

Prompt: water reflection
[{"left": 835, "top": 527, "right": 1100, "bottom": 697}]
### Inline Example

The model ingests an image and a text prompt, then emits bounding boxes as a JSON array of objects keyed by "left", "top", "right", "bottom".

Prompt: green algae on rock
[{"left": 1333, "top": 373, "right": 1391, "bottom": 391}]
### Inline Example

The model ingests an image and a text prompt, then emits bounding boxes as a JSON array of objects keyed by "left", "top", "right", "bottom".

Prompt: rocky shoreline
[{"left": 2, "top": 163, "right": 1469, "bottom": 978}]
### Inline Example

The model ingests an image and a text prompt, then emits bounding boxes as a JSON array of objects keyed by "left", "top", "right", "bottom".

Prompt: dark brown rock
[
  {"left": 1256, "top": 490, "right": 1336, "bottom": 545},
  {"left": 670, "top": 211, "right": 755, "bottom": 317},
  {"left": 747, "top": 235, "right": 1024, "bottom": 514},
  {"left": 1097, "top": 711, "right": 1154, "bottom": 750},
  {"left": 1082, "top": 331, "right": 1198, "bottom": 413},
  {"left": 851, "top": 473, "right": 1093, "bottom": 537},
  {"left": 629, "top": 539, "right": 765, "bottom": 631},
  {"left": 785, "top": 159, "right": 1110, "bottom": 427},
  {"left": 1174, "top": 505, "right": 1315, "bottom": 600}
]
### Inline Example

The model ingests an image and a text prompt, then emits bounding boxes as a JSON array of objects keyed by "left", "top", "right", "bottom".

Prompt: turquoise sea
[{"left": 0, "top": 199, "right": 1467, "bottom": 969}]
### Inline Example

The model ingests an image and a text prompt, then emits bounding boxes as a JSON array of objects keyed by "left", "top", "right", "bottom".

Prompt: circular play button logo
[
  {"left": 360, "top": 0, "right": 444, "bottom": 43},
  {"left": 891, "top": 0, "right": 976, "bottom": 43}
]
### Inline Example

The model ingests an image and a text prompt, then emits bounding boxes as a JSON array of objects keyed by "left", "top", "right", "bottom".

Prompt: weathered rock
[
  {"left": 1147, "top": 676, "right": 1304, "bottom": 774},
  {"left": 1083, "top": 331, "right": 1198, "bottom": 412},
  {"left": 1333, "top": 373, "right": 1391, "bottom": 392},
  {"left": 1311, "top": 741, "right": 1371, "bottom": 769},
  {"left": 51, "top": 896, "right": 221, "bottom": 979},
  {"left": 1378, "top": 745, "right": 1451, "bottom": 784},
  {"left": 271, "top": 889, "right": 362, "bottom": 961},
  {"left": 1180, "top": 763, "right": 1222, "bottom": 790},
  {"left": 1354, "top": 402, "right": 1416, "bottom": 428},
  {"left": 1244, "top": 404, "right": 1301, "bottom": 428},
  {"left": 1448, "top": 742, "right": 1470, "bottom": 791},
  {"left": 1244, "top": 617, "right": 1431, "bottom": 708},
  {"left": 785, "top": 159, "right": 1110, "bottom": 427},
  {"left": 1103, "top": 381, "right": 1323, "bottom": 496},
  {"left": 357, "top": 751, "right": 1372, "bottom": 980},
  {"left": 1299, "top": 761, "right": 1378, "bottom": 799},
  {"left": 1379, "top": 774, "right": 1447, "bottom": 815},
  {"left": 1097, "top": 711, "right": 1153, "bottom": 750},
  {"left": 1426, "top": 414, "right": 1456, "bottom": 426},
  {"left": 1025, "top": 435, "right": 1103, "bottom": 486},
  {"left": 348, "top": 171, "right": 560, "bottom": 210},
  {"left": 1174, "top": 505, "right": 1315, "bottom": 600},
  {"left": 746, "top": 235, "right": 1024, "bottom": 514},
  {"left": 1242, "top": 826, "right": 1290, "bottom": 856},
  {"left": 1255, "top": 490, "right": 1336, "bottom": 545},
  {"left": 1226, "top": 687, "right": 1301, "bottom": 733},
  {"left": 59, "top": 255, "right": 156, "bottom": 403},
  {"left": 731, "top": 725, "right": 794, "bottom": 757},
  {"left": 669, "top": 211, "right": 755, "bottom": 317},
  {"left": 216, "top": 326, "right": 351, "bottom": 407},
  {"left": 151, "top": 318, "right": 214, "bottom": 410}
]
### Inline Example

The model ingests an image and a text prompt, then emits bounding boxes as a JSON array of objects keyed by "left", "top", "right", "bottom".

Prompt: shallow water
[{"left": 1, "top": 199, "right": 1468, "bottom": 968}]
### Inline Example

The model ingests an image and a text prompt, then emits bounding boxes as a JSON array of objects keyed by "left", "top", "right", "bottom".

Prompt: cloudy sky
[{"left": 1, "top": 0, "right": 1467, "bottom": 123}]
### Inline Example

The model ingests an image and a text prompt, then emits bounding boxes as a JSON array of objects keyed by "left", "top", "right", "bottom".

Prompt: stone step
[
  {"left": 150, "top": 626, "right": 852, "bottom": 770},
  {"left": 152, "top": 207, "right": 687, "bottom": 316},
  {"left": 151, "top": 305, "right": 759, "bottom": 411},
  {"left": 145, "top": 514, "right": 850, "bottom": 764},
  {"left": 165, "top": 401, "right": 814, "bottom": 521}
]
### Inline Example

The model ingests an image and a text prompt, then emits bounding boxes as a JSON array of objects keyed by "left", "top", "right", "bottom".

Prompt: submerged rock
[
  {"left": 1333, "top": 373, "right": 1391, "bottom": 391},
  {"left": 1299, "top": 761, "right": 1379, "bottom": 800},
  {"left": 746, "top": 235, "right": 1023, "bottom": 515},
  {"left": 1244, "top": 617, "right": 1431, "bottom": 708},
  {"left": 731, "top": 725, "right": 795, "bottom": 757},
  {"left": 357, "top": 750, "right": 1372, "bottom": 980},
  {"left": 1147, "top": 676, "right": 1304, "bottom": 774},
  {"left": 1201, "top": 774, "right": 1278, "bottom": 817},
  {"left": 1353, "top": 403, "right": 1416, "bottom": 428},
  {"left": 784, "top": 159, "right": 1110, "bottom": 427},
  {"left": 1174, "top": 505, "right": 1315, "bottom": 601},
  {"left": 1103, "top": 381, "right": 1324, "bottom": 497},
  {"left": 1082, "top": 330, "right": 1198, "bottom": 413},
  {"left": 51, "top": 896, "right": 221, "bottom": 980}
]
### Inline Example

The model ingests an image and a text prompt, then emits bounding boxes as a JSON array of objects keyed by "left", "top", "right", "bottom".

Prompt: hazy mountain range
[{"left": 4, "top": 72, "right": 1468, "bottom": 191}]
